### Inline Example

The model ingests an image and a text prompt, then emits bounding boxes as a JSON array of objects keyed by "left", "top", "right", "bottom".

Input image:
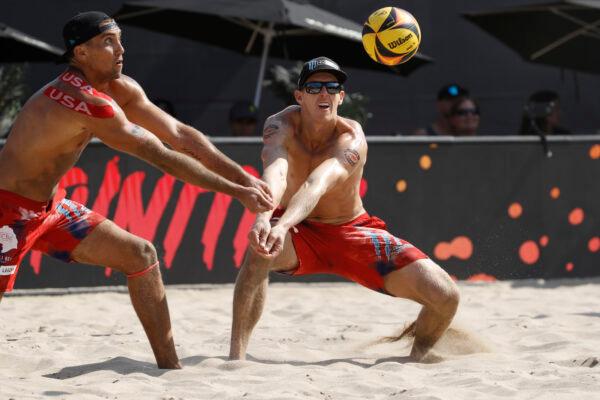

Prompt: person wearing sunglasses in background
[
  {"left": 413, "top": 84, "right": 470, "bottom": 135},
  {"left": 447, "top": 96, "right": 481, "bottom": 136},
  {"left": 229, "top": 57, "right": 460, "bottom": 362}
]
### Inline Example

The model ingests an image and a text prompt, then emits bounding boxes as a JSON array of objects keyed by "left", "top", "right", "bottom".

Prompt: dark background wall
[
  {"left": 3, "top": 0, "right": 600, "bottom": 135},
  {"left": 7, "top": 138, "right": 600, "bottom": 289}
]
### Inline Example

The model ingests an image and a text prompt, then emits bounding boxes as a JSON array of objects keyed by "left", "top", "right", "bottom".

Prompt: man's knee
[
  {"left": 244, "top": 248, "right": 271, "bottom": 270},
  {"left": 408, "top": 259, "right": 460, "bottom": 314},
  {"left": 125, "top": 239, "right": 158, "bottom": 273},
  {"left": 430, "top": 273, "right": 460, "bottom": 315},
  {"left": 236, "top": 248, "right": 271, "bottom": 282}
]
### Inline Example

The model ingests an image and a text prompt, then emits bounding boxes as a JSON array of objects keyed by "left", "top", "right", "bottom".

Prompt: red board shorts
[
  {"left": 0, "top": 188, "right": 105, "bottom": 293},
  {"left": 273, "top": 210, "right": 429, "bottom": 295}
]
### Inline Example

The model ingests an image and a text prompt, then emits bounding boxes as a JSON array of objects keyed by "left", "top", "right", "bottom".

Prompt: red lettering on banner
[
  {"left": 232, "top": 208, "right": 256, "bottom": 268},
  {"left": 202, "top": 193, "right": 233, "bottom": 270},
  {"left": 30, "top": 251, "right": 42, "bottom": 275},
  {"left": 105, "top": 172, "right": 175, "bottom": 276},
  {"left": 59, "top": 167, "right": 89, "bottom": 204},
  {"left": 113, "top": 172, "right": 175, "bottom": 238},
  {"left": 92, "top": 156, "right": 123, "bottom": 277},
  {"left": 92, "top": 156, "right": 122, "bottom": 216},
  {"left": 232, "top": 166, "right": 260, "bottom": 267},
  {"left": 163, "top": 184, "right": 208, "bottom": 269},
  {"left": 24, "top": 159, "right": 359, "bottom": 279}
]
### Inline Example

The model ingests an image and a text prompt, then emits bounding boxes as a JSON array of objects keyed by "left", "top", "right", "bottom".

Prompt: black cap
[
  {"left": 229, "top": 101, "right": 258, "bottom": 121},
  {"left": 62, "top": 11, "right": 118, "bottom": 59},
  {"left": 297, "top": 57, "right": 347, "bottom": 88},
  {"left": 437, "top": 84, "right": 469, "bottom": 101}
]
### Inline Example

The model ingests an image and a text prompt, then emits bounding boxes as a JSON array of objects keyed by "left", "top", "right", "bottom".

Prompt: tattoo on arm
[
  {"left": 343, "top": 149, "right": 360, "bottom": 166},
  {"left": 131, "top": 124, "right": 143, "bottom": 136},
  {"left": 263, "top": 124, "right": 279, "bottom": 140}
]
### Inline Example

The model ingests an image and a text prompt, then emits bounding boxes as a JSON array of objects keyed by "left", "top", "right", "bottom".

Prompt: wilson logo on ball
[
  {"left": 362, "top": 7, "right": 421, "bottom": 66},
  {"left": 388, "top": 33, "right": 413, "bottom": 49}
]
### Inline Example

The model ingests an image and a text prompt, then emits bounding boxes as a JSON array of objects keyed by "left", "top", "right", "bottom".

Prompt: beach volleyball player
[
  {"left": 0, "top": 11, "right": 273, "bottom": 369},
  {"left": 229, "top": 57, "right": 460, "bottom": 362}
]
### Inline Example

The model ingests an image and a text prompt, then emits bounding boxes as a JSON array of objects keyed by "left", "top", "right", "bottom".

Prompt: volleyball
[{"left": 362, "top": 7, "right": 421, "bottom": 66}]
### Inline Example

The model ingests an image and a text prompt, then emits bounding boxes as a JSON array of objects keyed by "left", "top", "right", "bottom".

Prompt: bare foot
[{"left": 157, "top": 358, "right": 182, "bottom": 369}]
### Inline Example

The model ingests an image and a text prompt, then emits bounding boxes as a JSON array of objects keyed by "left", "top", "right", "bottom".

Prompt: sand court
[{"left": 1, "top": 280, "right": 599, "bottom": 399}]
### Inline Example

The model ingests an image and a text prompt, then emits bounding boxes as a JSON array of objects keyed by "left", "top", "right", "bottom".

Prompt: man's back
[{"left": 275, "top": 106, "right": 366, "bottom": 225}]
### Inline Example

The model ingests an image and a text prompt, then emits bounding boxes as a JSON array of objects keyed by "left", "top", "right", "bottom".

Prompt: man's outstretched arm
[
  {"left": 248, "top": 116, "right": 289, "bottom": 254},
  {"left": 92, "top": 107, "right": 272, "bottom": 213},
  {"left": 119, "top": 76, "right": 272, "bottom": 201}
]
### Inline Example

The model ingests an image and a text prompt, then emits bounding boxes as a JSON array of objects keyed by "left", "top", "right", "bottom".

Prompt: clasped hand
[{"left": 248, "top": 217, "right": 287, "bottom": 258}]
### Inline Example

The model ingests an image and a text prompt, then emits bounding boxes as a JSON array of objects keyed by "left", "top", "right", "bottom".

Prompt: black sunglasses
[
  {"left": 452, "top": 108, "right": 480, "bottom": 117},
  {"left": 303, "top": 81, "right": 343, "bottom": 94}
]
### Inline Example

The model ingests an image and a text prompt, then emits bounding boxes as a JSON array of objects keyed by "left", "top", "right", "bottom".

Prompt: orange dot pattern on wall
[
  {"left": 519, "top": 240, "right": 540, "bottom": 265},
  {"left": 565, "top": 262, "right": 574, "bottom": 272},
  {"left": 395, "top": 179, "right": 407, "bottom": 192},
  {"left": 550, "top": 187, "right": 560, "bottom": 199},
  {"left": 568, "top": 208, "right": 584, "bottom": 225},
  {"left": 433, "top": 236, "right": 473, "bottom": 261},
  {"left": 539, "top": 235, "right": 549, "bottom": 247},
  {"left": 419, "top": 155, "right": 432, "bottom": 170},
  {"left": 588, "top": 237, "right": 599, "bottom": 253},
  {"left": 590, "top": 144, "right": 600, "bottom": 160},
  {"left": 467, "top": 273, "right": 497, "bottom": 282},
  {"left": 508, "top": 202, "right": 523, "bottom": 219}
]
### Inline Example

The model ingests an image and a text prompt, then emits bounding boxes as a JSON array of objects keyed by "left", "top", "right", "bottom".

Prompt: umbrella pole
[{"left": 253, "top": 22, "right": 275, "bottom": 107}]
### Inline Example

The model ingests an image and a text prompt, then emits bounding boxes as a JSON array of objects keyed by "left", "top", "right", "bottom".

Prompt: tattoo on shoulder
[
  {"left": 263, "top": 124, "right": 279, "bottom": 140},
  {"left": 343, "top": 149, "right": 360, "bottom": 166}
]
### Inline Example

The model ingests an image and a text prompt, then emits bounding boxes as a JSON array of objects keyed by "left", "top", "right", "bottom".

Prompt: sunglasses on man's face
[
  {"left": 303, "top": 81, "right": 343, "bottom": 94},
  {"left": 452, "top": 108, "right": 480, "bottom": 117}
]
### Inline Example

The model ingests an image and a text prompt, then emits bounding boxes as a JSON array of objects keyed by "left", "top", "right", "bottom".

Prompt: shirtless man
[
  {"left": 229, "top": 57, "right": 460, "bottom": 362},
  {"left": 0, "top": 12, "right": 273, "bottom": 369}
]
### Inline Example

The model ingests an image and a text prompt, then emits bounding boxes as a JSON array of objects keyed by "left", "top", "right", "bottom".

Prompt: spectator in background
[
  {"left": 414, "top": 83, "right": 469, "bottom": 135},
  {"left": 229, "top": 100, "right": 258, "bottom": 136},
  {"left": 447, "top": 96, "right": 480, "bottom": 136},
  {"left": 519, "top": 90, "right": 571, "bottom": 135},
  {"left": 152, "top": 98, "right": 177, "bottom": 118}
]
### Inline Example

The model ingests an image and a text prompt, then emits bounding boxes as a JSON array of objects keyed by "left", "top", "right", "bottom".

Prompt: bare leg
[
  {"left": 0, "top": 292, "right": 3, "bottom": 304},
  {"left": 126, "top": 266, "right": 180, "bottom": 368},
  {"left": 72, "top": 220, "right": 180, "bottom": 369},
  {"left": 229, "top": 252, "right": 271, "bottom": 360},
  {"left": 229, "top": 232, "right": 298, "bottom": 360},
  {"left": 383, "top": 258, "right": 460, "bottom": 361}
]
